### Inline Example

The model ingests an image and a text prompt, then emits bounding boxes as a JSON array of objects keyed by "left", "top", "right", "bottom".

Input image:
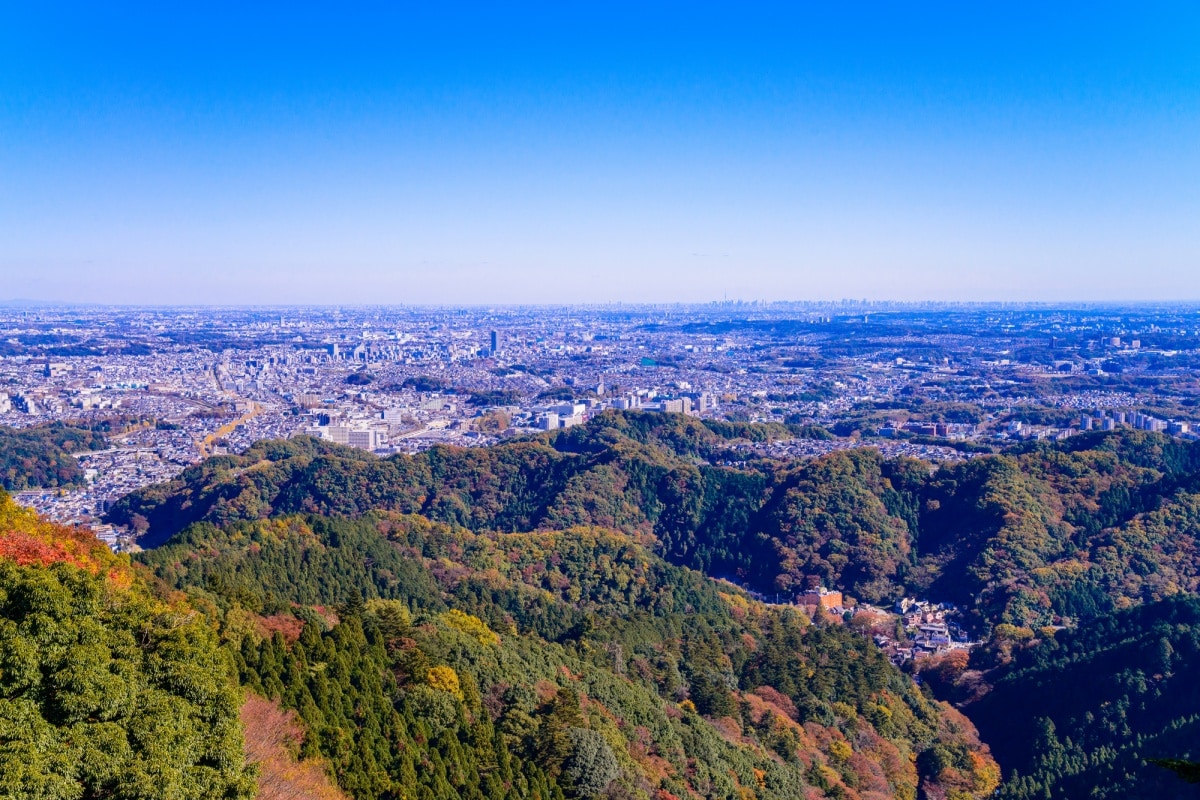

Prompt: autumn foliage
[
  {"left": 240, "top": 694, "right": 348, "bottom": 800},
  {"left": 0, "top": 489, "right": 117, "bottom": 573}
]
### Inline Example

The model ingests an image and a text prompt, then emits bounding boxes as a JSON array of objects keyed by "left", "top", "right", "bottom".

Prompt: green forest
[
  {"left": 1, "top": 487, "right": 1000, "bottom": 799},
  {"left": 0, "top": 422, "right": 108, "bottom": 490},
  {"left": 969, "top": 595, "right": 1200, "bottom": 799},
  {"left": 137, "top": 511, "right": 1001, "bottom": 799},
  {"left": 112, "top": 412, "right": 1200, "bottom": 630},
  {"left": 0, "top": 492, "right": 255, "bottom": 798},
  {"left": 5, "top": 410, "right": 1200, "bottom": 797}
]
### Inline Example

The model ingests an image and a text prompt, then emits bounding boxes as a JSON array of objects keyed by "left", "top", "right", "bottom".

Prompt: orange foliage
[
  {"left": 534, "top": 679, "right": 561, "bottom": 703},
  {"left": 709, "top": 714, "right": 746, "bottom": 746},
  {"left": 920, "top": 649, "right": 971, "bottom": 683},
  {"left": 751, "top": 685, "right": 799, "bottom": 721},
  {"left": 0, "top": 491, "right": 117, "bottom": 574},
  {"left": 241, "top": 694, "right": 348, "bottom": 800}
]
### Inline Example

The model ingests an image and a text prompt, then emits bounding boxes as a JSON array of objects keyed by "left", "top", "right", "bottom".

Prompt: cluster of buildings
[
  {"left": 2, "top": 302, "right": 1200, "bottom": 530},
  {"left": 737, "top": 577, "right": 977, "bottom": 666},
  {"left": 531, "top": 390, "right": 720, "bottom": 431},
  {"left": 734, "top": 436, "right": 971, "bottom": 463},
  {"left": 871, "top": 598, "right": 977, "bottom": 665},
  {"left": 303, "top": 421, "right": 390, "bottom": 450},
  {"left": 1005, "top": 408, "right": 1200, "bottom": 443},
  {"left": 1078, "top": 409, "right": 1192, "bottom": 436}
]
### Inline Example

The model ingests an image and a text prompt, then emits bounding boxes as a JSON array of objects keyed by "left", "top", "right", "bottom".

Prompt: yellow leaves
[
  {"left": 969, "top": 750, "right": 1002, "bottom": 795},
  {"left": 425, "top": 665, "right": 464, "bottom": 699},
  {"left": 817, "top": 765, "right": 842, "bottom": 787},
  {"left": 0, "top": 491, "right": 39, "bottom": 530},
  {"left": 0, "top": 490, "right": 121, "bottom": 576},
  {"left": 104, "top": 565, "right": 134, "bottom": 592},
  {"left": 679, "top": 699, "right": 697, "bottom": 714},
  {"left": 439, "top": 608, "right": 500, "bottom": 646},
  {"left": 831, "top": 701, "right": 856, "bottom": 721},
  {"left": 828, "top": 739, "right": 853, "bottom": 761},
  {"left": 720, "top": 591, "right": 750, "bottom": 611},
  {"left": 992, "top": 623, "right": 1034, "bottom": 642}
]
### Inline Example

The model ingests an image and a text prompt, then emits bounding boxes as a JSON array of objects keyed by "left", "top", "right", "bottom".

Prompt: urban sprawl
[{"left": 5, "top": 300, "right": 1200, "bottom": 659}]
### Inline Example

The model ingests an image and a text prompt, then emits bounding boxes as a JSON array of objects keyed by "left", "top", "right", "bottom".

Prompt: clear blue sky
[{"left": 2, "top": 2, "right": 1198, "bottom": 304}]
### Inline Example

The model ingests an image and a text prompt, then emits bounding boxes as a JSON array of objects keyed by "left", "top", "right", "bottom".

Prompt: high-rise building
[
  {"left": 684, "top": 392, "right": 717, "bottom": 412},
  {"left": 303, "top": 424, "right": 387, "bottom": 451},
  {"left": 490, "top": 330, "right": 503, "bottom": 355},
  {"left": 551, "top": 402, "right": 586, "bottom": 417},
  {"left": 347, "top": 429, "right": 387, "bottom": 450}
]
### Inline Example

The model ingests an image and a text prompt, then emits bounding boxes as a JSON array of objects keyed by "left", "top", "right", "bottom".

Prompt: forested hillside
[
  {"left": 0, "top": 483, "right": 1001, "bottom": 799},
  {"left": 0, "top": 422, "right": 108, "bottom": 490},
  {"left": 16, "top": 408, "right": 1200, "bottom": 797},
  {"left": 112, "top": 412, "right": 1200, "bottom": 630},
  {"left": 0, "top": 492, "right": 257, "bottom": 798},
  {"left": 967, "top": 595, "right": 1200, "bottom": 799},
  {"left": 139, "top": 512, "right": 1000, "bottom": 800}
]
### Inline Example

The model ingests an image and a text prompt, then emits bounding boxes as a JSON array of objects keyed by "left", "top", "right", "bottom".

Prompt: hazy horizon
[
  {"left": 3, "top": 4, "right": 1198, "bottom": 304},
  {"left": 5, "top": 298, "right": 1200, "bottom": 311}
]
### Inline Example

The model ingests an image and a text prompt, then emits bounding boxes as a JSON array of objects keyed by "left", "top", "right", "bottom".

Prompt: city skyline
[{"left": 3, "top": 3, "right": 1198, "bottom": 304}]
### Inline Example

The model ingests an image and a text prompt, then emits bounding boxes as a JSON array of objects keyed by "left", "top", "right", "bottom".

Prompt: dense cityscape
[{"left": 6, "top": 302, "right": 1199, "bottom": 537}]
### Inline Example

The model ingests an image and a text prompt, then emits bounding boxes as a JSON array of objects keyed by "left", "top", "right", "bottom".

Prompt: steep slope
[
  {"left": 111, "top": 413, "right": 1200, "bottom": 629},
  {"left": 140, "top": 512, "right": 1000, "bottom": 800},
  {"left": 241, "top": 693, "right": 348, "bottom": 800},
  {"left": 0, "top": 491, "right": 257, "bottom": 799},
  {"left": 966, "top": 595, "right": 1200, "bottom": 799},
  {"left": 753, "top": 449, "right": 913, "bottom": 603}
]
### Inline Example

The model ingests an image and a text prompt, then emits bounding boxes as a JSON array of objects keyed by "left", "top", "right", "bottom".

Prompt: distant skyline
[{"left": 2, "top": 3, "right": 1198, "bottom": 305}]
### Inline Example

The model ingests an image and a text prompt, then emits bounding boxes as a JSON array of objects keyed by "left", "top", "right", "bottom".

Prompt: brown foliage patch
[
  {"left": 241, "top": 694, "right": 348, "bottom": 800},
  {"left": 256, "top": 613, "right": 305, "bottom": 644},
  {"left": 750, "top": 685, "right": 799, "bottom": 722}
]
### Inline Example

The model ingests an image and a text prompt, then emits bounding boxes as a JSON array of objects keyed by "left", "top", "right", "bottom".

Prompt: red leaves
[{"left": 0, "top": 493, "right": 115, "bottom": 573}]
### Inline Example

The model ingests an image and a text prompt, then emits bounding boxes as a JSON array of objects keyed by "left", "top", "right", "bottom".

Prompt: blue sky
[{"left": 2, "top": 2, "right": 1198, "bottom": 304}]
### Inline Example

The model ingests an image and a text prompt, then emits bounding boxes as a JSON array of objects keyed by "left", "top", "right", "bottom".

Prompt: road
[{"left": 197, "top": 400, "right": 263, "bottom": 458}]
